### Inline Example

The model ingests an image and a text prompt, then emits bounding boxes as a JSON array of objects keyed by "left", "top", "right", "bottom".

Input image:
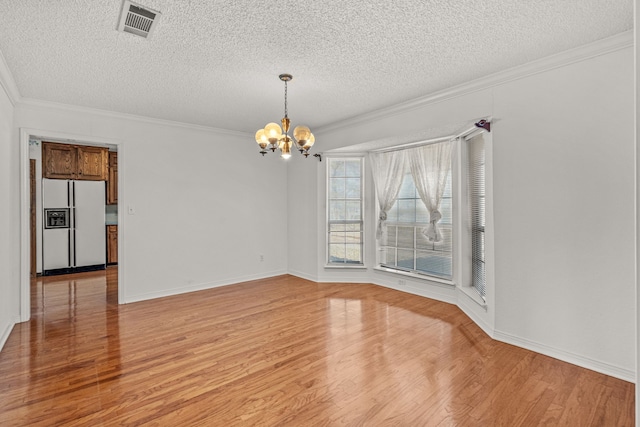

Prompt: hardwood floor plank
[{"left": 0, "top": 269, "right": 634, "bottom": 426}]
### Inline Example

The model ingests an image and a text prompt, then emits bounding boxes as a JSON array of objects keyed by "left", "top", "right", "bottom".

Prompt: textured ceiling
[{"left": 0, "top": 1, "right": 633, "bottom": 134}]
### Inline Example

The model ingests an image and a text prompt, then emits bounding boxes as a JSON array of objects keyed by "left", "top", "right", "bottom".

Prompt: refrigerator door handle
[{"left": 68, "top": 229, "right": 72, "bottom": 267}]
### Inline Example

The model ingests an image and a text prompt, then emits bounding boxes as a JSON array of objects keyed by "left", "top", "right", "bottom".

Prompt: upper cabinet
[
  {"left": 107, "top": 151, "right": 118, "bottom": 205},
  {"left": 42, "top": 142, "right": 76, "bottom": 179},
  {"left": 42, "top": 142, "right": 108, "bottom": 181}
]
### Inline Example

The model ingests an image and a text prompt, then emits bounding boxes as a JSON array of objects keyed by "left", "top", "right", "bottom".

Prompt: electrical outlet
[
  {"left": 398, "top": 279, "right": 406, "bottom": 286},
  {"left": 260, "top": 254, "right": 264, "bottom": 262},
  {"left": 128, "top": 205, "right": 136, "bottom": 215}
]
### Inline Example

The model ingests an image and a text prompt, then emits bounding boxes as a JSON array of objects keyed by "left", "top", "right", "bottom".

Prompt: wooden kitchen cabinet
[
  {"left": 107, "top": 151, "right": 118, "bottom": 205},
  {"left": 107, "top": 225, "right": 118, "bottom": 264},
  {"left": 42, "top": 141, "right": 108, "bottom": 181},
  {"left": 42, "top": 142, "right": 76, "bottom": 179}
]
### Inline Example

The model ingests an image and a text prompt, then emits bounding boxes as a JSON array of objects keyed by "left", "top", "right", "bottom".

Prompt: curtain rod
[{"left": 371, "top": 118, "right": 491, "bottom": 154}]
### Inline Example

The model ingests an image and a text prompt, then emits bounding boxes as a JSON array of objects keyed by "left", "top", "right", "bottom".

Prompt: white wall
[
  {"left": 286, "top": 155, "right": 320, "bottom": 281},
  {"left": 0, "top": 74, "right": 16, "bottom": 349},
  {"left": 491, "top": 47, "right": 635, "bottom": 378},
  {"left": 288, "top": 37, "right": 635, "bottom": 380},
  {"left": 14, "top": 102, "right": 290, "bottom": 304}
]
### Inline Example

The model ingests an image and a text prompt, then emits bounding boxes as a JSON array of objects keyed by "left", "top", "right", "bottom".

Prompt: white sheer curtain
[
  {"left": 369, "top": 150, "right": 406, "bottom": 240},
  {"left": 407, "top": 139, "right": 453, "bottom": 242}
]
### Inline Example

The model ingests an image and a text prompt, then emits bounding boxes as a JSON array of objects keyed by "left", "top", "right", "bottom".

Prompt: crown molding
[
  {"left": 20, "top": 98, "right": 253, "bottom": 138},
  {"left": 316, "top": 30, "right": 633, "bottom": 135},
  {"left": 18, "top": 97, "right": 253, "bottom": 138},
  {"left": 0, "top": 49, "right": 21, "bottom": 106}
]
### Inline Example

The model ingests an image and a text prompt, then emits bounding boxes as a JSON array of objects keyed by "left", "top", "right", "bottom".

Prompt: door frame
[{"left": 19, "top": 128, "right": 125, "bottom": 322}]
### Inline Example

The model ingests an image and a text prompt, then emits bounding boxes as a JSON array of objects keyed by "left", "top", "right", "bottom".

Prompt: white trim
[
  {"left": 456, "top": 290, "right": 493, "bottom": 338},
  {"left": 19, "top": 128, "right": 125, "bottom": 322},
  {"left": 324, "top": 264, "right": 367, "bottom": 269},
  {"left": 457, "top": 284, "right": 487, "bottom": 309},
  {"left": 287, "top": 269, "right": 319, "bottom": 283},
  {"left": 122, "top": 270, "right": 287, "bottom": 304},
  {"left": 0, "top": 317, "right": 17, "bottom": 351},
  {"left": 0, "top": 49, "right": 20, "bottom": 105},
  {"left": 19, "top": 97, "right": 252, "bottom": 138},
  {"left": 373, "top": 265, "right": 454, "bottom": 286},
  {"left": 316, "top": 31, "right": 633, "bottom": 135},
  {"left": 19, "top": 130, "right": 29, "bottom": 321},
  {"left": 494, "top": 330, "right": 635, "bottom": 383},
  {"left": 325, "top": 156, "right": 366, "bottom": 267}
]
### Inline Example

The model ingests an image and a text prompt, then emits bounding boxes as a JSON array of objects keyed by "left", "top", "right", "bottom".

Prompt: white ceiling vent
[{"left": 117, "top": 1, "right": 161, "bottom": 39}]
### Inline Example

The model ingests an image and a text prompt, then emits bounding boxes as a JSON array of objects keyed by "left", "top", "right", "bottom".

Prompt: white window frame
[
  {"left": 457, "top": 128, "right": 491, "bottom": 308},
  {"left": 325, "top": 156, "right": 365, "bottom": 267}
]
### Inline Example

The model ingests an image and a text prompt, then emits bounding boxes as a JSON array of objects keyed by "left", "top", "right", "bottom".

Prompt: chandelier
[{"left": 255, "top": 74, "right": 317, "bottom": 160}]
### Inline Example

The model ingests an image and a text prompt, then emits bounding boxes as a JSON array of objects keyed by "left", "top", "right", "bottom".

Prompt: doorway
[{"left": 19, "top": 129, "right": 124, "bottom": 322}]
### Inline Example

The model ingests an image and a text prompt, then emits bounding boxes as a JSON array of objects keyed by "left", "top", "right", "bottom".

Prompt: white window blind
[{"left": 467, "top": 134, "right": 486, "bottom": 297}]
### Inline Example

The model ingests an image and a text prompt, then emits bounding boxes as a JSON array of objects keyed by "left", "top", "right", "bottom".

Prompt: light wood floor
[{"left": 0, "top": 269, "right": 634, "bottom": 426}]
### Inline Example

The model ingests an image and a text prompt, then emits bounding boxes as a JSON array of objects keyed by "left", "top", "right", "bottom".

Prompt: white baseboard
[
  {"left": 456, "top": 292, "right": 494, "bottom": 338},
  {"left": 122, "top": 269, "right": 288, "bottom": 304},
  {"left": 287, "top": 269, "right": 319, "bottom": 283},
  {"left": 493, "top": 330, "right": 635, "bottom": 383},
  {"left": 0, "top": 317, "right": 16, "bottom": 352}
]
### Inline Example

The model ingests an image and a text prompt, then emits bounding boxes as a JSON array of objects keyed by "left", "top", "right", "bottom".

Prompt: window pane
[
  {"left": 345, "top": 232, "right": 361, "bottom": 244},
  {"left": 344, "top": 244, "right": 362, "bottom": 263},
  {"left": 345, "top": 201, "right": 361, "bottom": 220},
  {"left": 330, "top": 178, "right": 345, "bottom": 199},
  {"left": 330, "top": 200, "right": 345, "bottom": 220},
  {"left": 329, "top": 244, "right": 345, "bottom": 263},
  {"left": 345, "top": 160, "right": 361, "bottom": 177},
  {"left": 329, "top": 232, "right": 345, "bottom": 243},
  {"left": 330, "top": 160, "right": 345, "bottom": 177},
  {"left": 383, "top": 225, "right": 397, "bottom": 246},
  {"left": 416, "top": 250, "right": 451, "bottom": 277},
  {"left": 329, "top": 223, "right": 346, "bottom": 232},
  {"left": 345, "top": 178, "right": 361, "bottom": 198},
  {"left": 397, "top": 226, "right": 414, "bottom": 249},
  {"left": 382, "top": 247, "right": 396, "bottom": 266},
  {"left": 397, "top": 199, "right": 416, "bottom": 223},
  {"left": 439, "top": 198, "right": 452, "bottom": 224},
  {"left": 397, "top": 249, "right": 414, "bottom": 270}
]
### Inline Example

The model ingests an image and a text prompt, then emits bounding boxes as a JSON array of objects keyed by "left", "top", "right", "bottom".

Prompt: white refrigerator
[{"left": 42, "top": 178, "right": 106, "bottom": 275}]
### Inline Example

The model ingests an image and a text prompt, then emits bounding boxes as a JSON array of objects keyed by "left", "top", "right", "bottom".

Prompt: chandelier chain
[{"left": 284, "top": 80, "right": 288, "bottom": 118}]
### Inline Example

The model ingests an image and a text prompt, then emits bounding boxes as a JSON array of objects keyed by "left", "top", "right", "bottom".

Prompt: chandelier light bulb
[
  {"left": 281, "top": 139, "right": 292, "bottom": 159},
  {"left": 303, "top": 133, "right": 315, "bottom": 150},
  {"left": 255, "top": 129, "right": 268, "bottom": 149},
  {"left": 293, "top": 125, "right": 311, "bottom": 146},
  {"left": 264, "top": 122, "right": 282, "bottom": 144}
]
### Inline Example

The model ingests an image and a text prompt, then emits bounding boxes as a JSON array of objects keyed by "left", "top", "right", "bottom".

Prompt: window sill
[
  {"left": 373, "top": 266, "right": 455, "bottom": 286},
  {"left": 324, "top": 264, "right": 367, "bottom": 270}
]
